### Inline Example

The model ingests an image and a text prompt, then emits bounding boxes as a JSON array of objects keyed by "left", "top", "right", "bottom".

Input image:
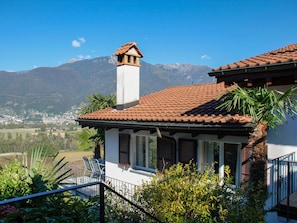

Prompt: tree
[
  {"left": 218, "top": 85, "right": 297, "bottom": 186},
  {"left": 80, "top": 93, "right": 116, "bottom": 159}
]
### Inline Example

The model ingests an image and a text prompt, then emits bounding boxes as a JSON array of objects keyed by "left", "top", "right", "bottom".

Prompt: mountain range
[{"left": 0, "top": 56, "right": 214, "bottom": 115}]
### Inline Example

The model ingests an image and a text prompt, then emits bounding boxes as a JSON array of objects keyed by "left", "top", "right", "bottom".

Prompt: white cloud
[
  {"left": 72, "top": 37, "right": 86, "bottom": 48},
  {"left": 77, "top": 54, "right": 91, "bottom": 60},
  {"left": 79, "top": 37, "right": 86, "bottom": 43},
  {"left": 201, "top": 54, "right": 210, "bottom": 60},
  {"left": 67, "top": 58, "right": 77, "bottom": 63},
  {"left": 68, "top": 54, "right": 91, "bottom": 63},
  {"left": 72, "top": 40, "right": 81, "bottom": 48}
]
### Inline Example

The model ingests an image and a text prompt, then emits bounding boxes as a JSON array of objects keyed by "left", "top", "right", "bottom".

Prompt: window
[
  {"left": 135, "top": 136, "right": 157, "bottom": 171},
  {"left": 119, "top": 134, "right": 130, "bottom": 165},
  {"left": 157, "top": 137, "right": 176, "bottom": 172},
  {"left": 178, "top": 139, "right": 197, "bottom": 164},
  {"left": 224, "top": 143, "right": 239, "bottom": 184},
  {"left": 118, "top": 54, "right": 123, "bottom": 63},
  {"left": 204, "top": 141, "right": 240, "bottom": 185}
]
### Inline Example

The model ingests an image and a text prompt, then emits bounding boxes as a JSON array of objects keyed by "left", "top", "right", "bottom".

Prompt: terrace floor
[{"left": 278, "top": 191, "right": 297, "bottom": 220}]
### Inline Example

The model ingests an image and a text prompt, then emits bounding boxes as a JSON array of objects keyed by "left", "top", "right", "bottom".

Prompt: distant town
[{"left": 0, "top": 106, "right": 80, "bottom": 126}]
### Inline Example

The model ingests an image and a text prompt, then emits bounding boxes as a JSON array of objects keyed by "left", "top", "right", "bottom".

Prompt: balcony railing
[
  {"left": 267, "top": 152, "right": 297, "bottom": 219},
  {"left": 0, "top": 180, "right": 163, "bottom": 223}
]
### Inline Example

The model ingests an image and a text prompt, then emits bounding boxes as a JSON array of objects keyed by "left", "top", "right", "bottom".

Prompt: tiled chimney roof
[
  {"left": 78, "top": 82, "right": 252, "bottom": 125},
  {"left": 212, "top": 44, "right": 297, "bottom": 71},
  {"left": 113, "top": 42, "right": 144, "bottom": 57}
]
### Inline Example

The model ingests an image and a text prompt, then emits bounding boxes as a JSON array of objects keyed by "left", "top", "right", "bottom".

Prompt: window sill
[{"left": 129, "top": 168, "right": 156, "bottom": 177}]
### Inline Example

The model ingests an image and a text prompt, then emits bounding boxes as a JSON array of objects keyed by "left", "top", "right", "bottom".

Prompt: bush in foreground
[{"left": 136, "top": 162, "right": 266, "bottom": 223}]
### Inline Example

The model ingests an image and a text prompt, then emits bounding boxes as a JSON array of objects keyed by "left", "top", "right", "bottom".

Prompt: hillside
[{"left": 0, "top": 56, "right": 214, "bottom": 115}]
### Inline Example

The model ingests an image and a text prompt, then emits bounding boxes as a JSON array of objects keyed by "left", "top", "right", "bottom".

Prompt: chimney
[{"left": 113, "top": 42, "right": 143, "bottom": 110}]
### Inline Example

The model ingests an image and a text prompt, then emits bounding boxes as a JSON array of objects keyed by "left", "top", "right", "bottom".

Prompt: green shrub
[
  {"left": 1, "top": 195, "right": 100, "bottom": 223},
  {"left": 136, "top": 162, "right": 266, "bottom": 223},
  {"left": 0, "top": 159, "right": 32, "bottom": 200}
]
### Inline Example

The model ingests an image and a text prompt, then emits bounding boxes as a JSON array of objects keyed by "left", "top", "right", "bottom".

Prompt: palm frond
[
  {"left": 217, "top": 85, "right": 297, "bottom": 129},
  {"left": 23, "top": 146, "right": 72, "bottom": 189}
]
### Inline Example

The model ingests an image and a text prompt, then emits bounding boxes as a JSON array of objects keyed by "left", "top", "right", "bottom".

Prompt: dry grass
[
  {"left": 57, "top": 150, "right": 94, "bottom": 170},
  {"left": 57, "top": 151, "right": 93, "bottom": 162},
  {"left": 0, "top": 150, "right": 94, "bottom": 170}
]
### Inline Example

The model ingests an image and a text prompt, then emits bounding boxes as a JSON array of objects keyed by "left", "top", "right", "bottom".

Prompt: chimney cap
[{"left": 113, "top": 42, "right": 144, "bottom": 58}]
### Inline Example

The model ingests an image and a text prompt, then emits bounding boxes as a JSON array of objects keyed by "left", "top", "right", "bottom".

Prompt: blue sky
[{"left": 1, "top": 0, "right": 296, "bottom": 71}]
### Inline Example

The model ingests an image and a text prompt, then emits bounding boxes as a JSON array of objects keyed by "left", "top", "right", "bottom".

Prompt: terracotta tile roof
[
  {"left": 78, "top": 82, "right": 252, "bottom": 124},
  {"left": 113, "top": 42, "right": 144, "bottom": 58},
  {"left": 212, "top": 44, "right": 297, "bottom": 71}
]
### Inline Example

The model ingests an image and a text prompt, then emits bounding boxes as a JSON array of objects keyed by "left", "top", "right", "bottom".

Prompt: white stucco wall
[
  {"left": 104, "top": 129, "right": 249, "bottom": 186},
  {"left": 267, "top": 117, "right": 297, "bottom": 159},
  {"left": 104, "top": 128, "right": 153, "bottom": 186},
  {"left": 116, "top": 65, "right": 139, "bottom": 106}
]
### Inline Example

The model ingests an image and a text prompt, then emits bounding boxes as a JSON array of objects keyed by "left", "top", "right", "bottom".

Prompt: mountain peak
[{"left": 0, "top": 57, "right": 213, "bottom": 115}]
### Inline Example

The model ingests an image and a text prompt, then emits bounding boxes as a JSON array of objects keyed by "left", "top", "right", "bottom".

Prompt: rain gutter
[
  {"left": 76, "top": 119, "right": 255, "bottom": 135},
  {"left": 208, "top": 61, "right": 297, "bottom": 77}
]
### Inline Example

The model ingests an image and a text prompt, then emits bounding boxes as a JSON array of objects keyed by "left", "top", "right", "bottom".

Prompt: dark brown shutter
[
  {"left": 178, "top": 139, "right": 197, "bottom": 164},
  {"left": 157, "top": 137, "right": 176, "bottom": 172},
  {"left": 241, "top": 143, "right": 251, "bottom": 183},
  {"left": 119, "top": 134, "right": 130, "bottom": 165}
]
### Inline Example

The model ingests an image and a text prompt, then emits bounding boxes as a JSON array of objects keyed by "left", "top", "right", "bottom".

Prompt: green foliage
[
  {"left": 227, "top": 182, "right": 266, "bottom": 223},
  {"left": 104, "top": 190, "right": 147, "bottom": 222},
  {"left": 136, "top": 162, "right": 266, "bottom": 223},
  {"left": 0, "top": 146, "right": 71, "bottom": 201},
  {"left": 0, "top": 130, "right": 79, "bottom": 154},
  {"left": 79, "top": 93, "right": 116, "bottom": 115},
  {"left": 217, "top": 84, "right": 297, "bottom": 128},
  {"left": 1, "top": 195, "right": 100, "bottom": 223},
  {"left": 0, "top": 160, "right": 32, "bottom": 200},
  {"left": 77, "top": 128, "right": 96, "bottom": 151},
  {"left": 79, "top": 93, "right": 116, "bottom": 158},
  {"left": 23, "top": 146, "right": 72, "bottom": 190}
]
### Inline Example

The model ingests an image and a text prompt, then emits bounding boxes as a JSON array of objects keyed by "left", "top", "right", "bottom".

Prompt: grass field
[
  {"left": 0, "top": 128, "right": 80, "bottom": 139},
  {"left": 0, "top": 128, "right": 40, "bottom": 139},
  {"left": 57, "top": 150, "right": 93, "bottom": 162}
]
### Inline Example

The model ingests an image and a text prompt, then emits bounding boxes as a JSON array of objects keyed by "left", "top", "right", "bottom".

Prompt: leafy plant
[
  {"left": 22, "top": 146, "right": 72, "bottom": 190},
  {"left": 79, "top": 93, "right": 116, "bottom": 159},
  {"left": 136, "top": 162, "right": 266, "bottom": 223},
  {"left": 217, "top": 84, "right": 297, "bottom": 129},
  {"left": 0, "top": 159, "right": 32, "bottom": 200},
  {"left": 1, "top": 195, "right": 100, "bottom": 223}
]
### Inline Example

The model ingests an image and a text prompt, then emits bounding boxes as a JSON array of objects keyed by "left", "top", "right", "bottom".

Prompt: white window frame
[
  {"left": 133, "top": 135, "right": 157, "bottom": 172},
  {"left": 203, "top": 141, "right": 241, "bottom": 185}
]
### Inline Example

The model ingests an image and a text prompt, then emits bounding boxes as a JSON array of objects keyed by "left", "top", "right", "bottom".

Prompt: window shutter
[
  {"left": 178, "top": 139, "right": 197, "bottom": 164},
  {"left": 241, "top": 143, "right": 251, "bottom": 182},
  {"left": 119, "top": 134, "right": 130, "bottom": 165},
  {"left": 157, "top": 137, "right": 176, "bottom": 172}
]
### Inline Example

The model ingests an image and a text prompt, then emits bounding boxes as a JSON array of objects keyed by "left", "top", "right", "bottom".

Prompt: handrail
[
  {"left": 100, "top": 181, "right": 163, "bottom": 223},
  {"left": 267, "top": 153, "right": 295, "bottom": 206},
  {"left": 270, "top": 152, "right": 295, "bottom": 162},
  {"left": 268, "top": 153, "right": 297, "bottom": 220},
  {"left": 0, "top": 181, "right": 99, "bottom": 206},
  {"left": 0, "top": 181, "right": 163, "bottom": 223}
]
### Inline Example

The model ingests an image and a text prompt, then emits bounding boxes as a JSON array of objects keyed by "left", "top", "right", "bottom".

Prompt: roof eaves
[
  {"left": 209, "top": 61, "right": 297, "bottom": 77},
  {"left": 76, "top": 119, "right": 255, "bottom": 133}
]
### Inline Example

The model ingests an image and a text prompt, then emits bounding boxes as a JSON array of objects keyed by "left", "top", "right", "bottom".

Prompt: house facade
[
  {"left": 77, "top": 42, "right": 256, "bottom": 186},
  {"left": 77, "top": 42, "right": 297, "bottom": 221}
]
